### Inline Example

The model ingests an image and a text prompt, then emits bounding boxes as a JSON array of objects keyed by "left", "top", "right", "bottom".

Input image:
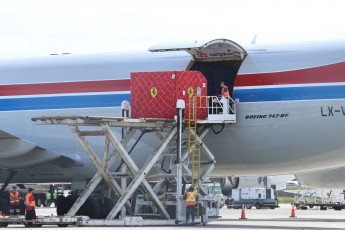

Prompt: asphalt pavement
[{"left": 3, "top": 204, "right": 345, "bottom": 229}]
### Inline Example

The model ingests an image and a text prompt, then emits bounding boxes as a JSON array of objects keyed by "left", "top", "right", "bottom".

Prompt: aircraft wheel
[
  {"left": 56, "top": 196, "right": 67, "bottom": 216},
  {"left": 104, "top": 198, "right": 118, "bottom": 218},
  {"left": 88, "top": 198, "right": 101, "bottom": 219},
  {"left": 100, "top": 198, "right": 114, "bottom": 219},
  {"left": 0, "top": 191, "right": 11, "bottom": 216},
  {"left": 0, "top": 222, "right": 9, "bottom": 227}
]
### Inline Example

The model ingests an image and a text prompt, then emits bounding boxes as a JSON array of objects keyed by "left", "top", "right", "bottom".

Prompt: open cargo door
[{"left": 150, "top": 39, "right": 247, "bottom": 96}]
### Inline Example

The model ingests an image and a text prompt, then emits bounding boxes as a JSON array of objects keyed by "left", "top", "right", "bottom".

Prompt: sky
[{"left": 0, "top": 0, "right": 345, "bottom": 58}]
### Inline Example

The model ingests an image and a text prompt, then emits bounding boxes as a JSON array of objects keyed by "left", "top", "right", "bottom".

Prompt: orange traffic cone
[
  {"left": 289, "top": 204, "right": 297, "bottom": 218},
  {"left": 239, "top": 205, "right": 247, "bottom": 220}
]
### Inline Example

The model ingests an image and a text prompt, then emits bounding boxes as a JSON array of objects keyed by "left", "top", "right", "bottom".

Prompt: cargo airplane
[{"left": 1, "top": 38, "right": 345, "bottom": 186}]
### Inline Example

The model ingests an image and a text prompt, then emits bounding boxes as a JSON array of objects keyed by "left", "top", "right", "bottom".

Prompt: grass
[
  {"left": 278, "top": 196, "right": 324, "bottom": 204},
  {"left": 278, "top": 197, "right": 295, "bottom": 204}
]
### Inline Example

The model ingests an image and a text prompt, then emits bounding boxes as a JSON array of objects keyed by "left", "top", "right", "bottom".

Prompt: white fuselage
[{"left": 1, "top": 39, "right": 345, "bottom": 182}]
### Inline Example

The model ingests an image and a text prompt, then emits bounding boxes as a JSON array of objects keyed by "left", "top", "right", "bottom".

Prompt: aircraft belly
[
  {"left": 206, "top": 99, "right": 345, "bottom": 176},
  {"left": 295, "top": 167, "right": 345, "bottom": 189},
  {"left": 1, "top": 99, "right": 345, "bottom": 181}
]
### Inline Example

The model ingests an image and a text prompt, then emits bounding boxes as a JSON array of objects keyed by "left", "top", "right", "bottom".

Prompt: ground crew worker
[
  {"left": 25, "top": 188, "right": 36, "bottom": 227},
  {"left": 183, "top": 186, "right": 198, "bottom": 225},
  {"left": 53, "top": 190, "right": 58, "bottom": 206},
  {"left": 220, "top": 81, "right": 229, "bottom": 98},
  {"left": 9, "top": 185, "right": 20, "bottom": 215},
  {"left": 216, "top": 81, "right": 230, "bottom": 114},
  {"left": 46, "top": 191, "right": 52, "bottom": 207}
]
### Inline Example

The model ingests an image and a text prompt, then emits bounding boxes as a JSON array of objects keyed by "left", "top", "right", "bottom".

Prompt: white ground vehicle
[
  {"left": 228, "top": 188, "right": 279, "bottom": 209},
  {"left": 200, "top": 183, "right": 227, "bottom": 208}
]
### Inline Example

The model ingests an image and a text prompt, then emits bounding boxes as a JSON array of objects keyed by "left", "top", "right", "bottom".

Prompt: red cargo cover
[{"left": 131, "top": 71, "right": 207, "bottom": 119}]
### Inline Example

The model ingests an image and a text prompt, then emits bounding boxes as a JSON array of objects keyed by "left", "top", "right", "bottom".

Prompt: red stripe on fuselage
[
  {"left": 2, "top": 61, "right": 345, "bottom": 96},
  {"left": 0, "top": 79, "right": 130, "bottom": 96},
  {"left": 235, "top": 61, "right": 345, "bottom": 87}
]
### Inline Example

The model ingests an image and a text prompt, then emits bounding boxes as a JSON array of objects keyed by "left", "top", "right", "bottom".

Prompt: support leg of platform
[
  {"left": 70, "top": 126, "right": 135, "bottom": 214},
  {"left": 103, "top": 124, "right": 175, "bottom": 219},
  {"left": 67, "top": 129, "right": 136, "bottom": 216},
  {"left": 106, "top": 128, "right": 177, "bottom": 220}
]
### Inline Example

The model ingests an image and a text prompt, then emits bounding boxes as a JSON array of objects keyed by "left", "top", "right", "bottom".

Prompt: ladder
[{"left": 188, "top": 96, "right": 201, "bottom": 214}]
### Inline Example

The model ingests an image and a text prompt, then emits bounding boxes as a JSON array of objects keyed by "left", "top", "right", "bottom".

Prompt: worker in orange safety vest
[
  {"left": 10, "top": 185, "right": 20, "bottom": 215},
  {"left": 220, "top": 81, "right": 229, "bottom": 98},
  {"left": 183, "top": 186, "right": 198, "bottom": 225},
  {"left": 25, "top": 188, "right": 36, "bottom": 227}
]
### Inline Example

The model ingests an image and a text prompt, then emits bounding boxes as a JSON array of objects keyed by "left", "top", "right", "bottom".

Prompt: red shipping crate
[{"left": 131, "top": 71, "right": 208, "bottom": 119}]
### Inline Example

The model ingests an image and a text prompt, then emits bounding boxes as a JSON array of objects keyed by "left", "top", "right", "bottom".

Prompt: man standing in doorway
[
  {"left": 184, "top": 186, "right": 198, "bottom": 225},
  {"left": 25, "top": 188, "right": 36, "bottom": 227},
  {"left": 220, "top": 81, "right": 229, "bottom": 98}
]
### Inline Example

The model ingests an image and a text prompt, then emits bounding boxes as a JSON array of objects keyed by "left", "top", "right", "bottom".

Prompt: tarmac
[{"left": 4, "top": 204, "right": 345, "bottom": 229}]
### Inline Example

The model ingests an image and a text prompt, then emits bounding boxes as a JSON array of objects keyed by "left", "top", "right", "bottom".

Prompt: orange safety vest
[
  {"left": 10, "top": 191, "right": 20, "bottom": 205},
  {"left": 25, "top": 193, "right": 36, "bottom": 210},
  {"left": 186, "top": 192, "right": 197, "bottom": 206},
  {"left": 221, "top": 86, "right": 229, "bottom": 98}
]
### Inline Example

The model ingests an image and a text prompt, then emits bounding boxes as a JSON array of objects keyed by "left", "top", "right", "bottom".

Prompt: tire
[
  {"left": 0, "top": 191, "right": 11, "bottom": 216},
  {"left": 87, "top": 198, "right": 101, "bottom": 219},
  {"left": 255, "top": 202, "right": 262, "bottom": 209},
  {"left": 0, "top": 222, "right": 9, "bottom": 227},
  {"left": 57, "top": 224, "right": 68, "bottom": 227},
  {"left": 56, "top": 196, "right": 67, "bottom": 216},
  {"left": 320, "top": 206, "right": 327, "bottom": 211},
  {"left": 309, "top": 205, "right": 314, "bottom": 208},
  {"left": 270, "top": 207, "right": 275, "bottom": 209},
  {"left": 99, "top": 198, "right": 120, "bottom": 219},
  {"left": 246, "top": 206, "right": 252, "bottom": 209},
  {"left": 58, "top": 195, "right": 102, "bottom": 219},
  {"left": 75, "top": 197, "right": 100, "bottom": 219}
]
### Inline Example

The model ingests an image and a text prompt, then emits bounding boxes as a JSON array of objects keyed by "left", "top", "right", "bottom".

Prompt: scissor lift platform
[{"left": 29, "top": 98, "right": 236, "bottom": 227}]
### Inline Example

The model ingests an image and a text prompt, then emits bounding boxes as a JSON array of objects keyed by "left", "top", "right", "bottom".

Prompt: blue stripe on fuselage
[
  {"left": 0, "top": 94, "right": 131, "bottom": 111},
  {"left": 1, "top": 85, "right": 345, "bottom": 111},
  {"left": 233, "top": 85, "right": 345, "bottom": 102}
]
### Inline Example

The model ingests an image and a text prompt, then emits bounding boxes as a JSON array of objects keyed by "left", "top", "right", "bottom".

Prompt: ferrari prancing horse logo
[
  {"left": 188, "top": 87, "right": 194, "bottom": 97},
  {"left": 150, "top": 87, "right": 158, "bottom": 98}
]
